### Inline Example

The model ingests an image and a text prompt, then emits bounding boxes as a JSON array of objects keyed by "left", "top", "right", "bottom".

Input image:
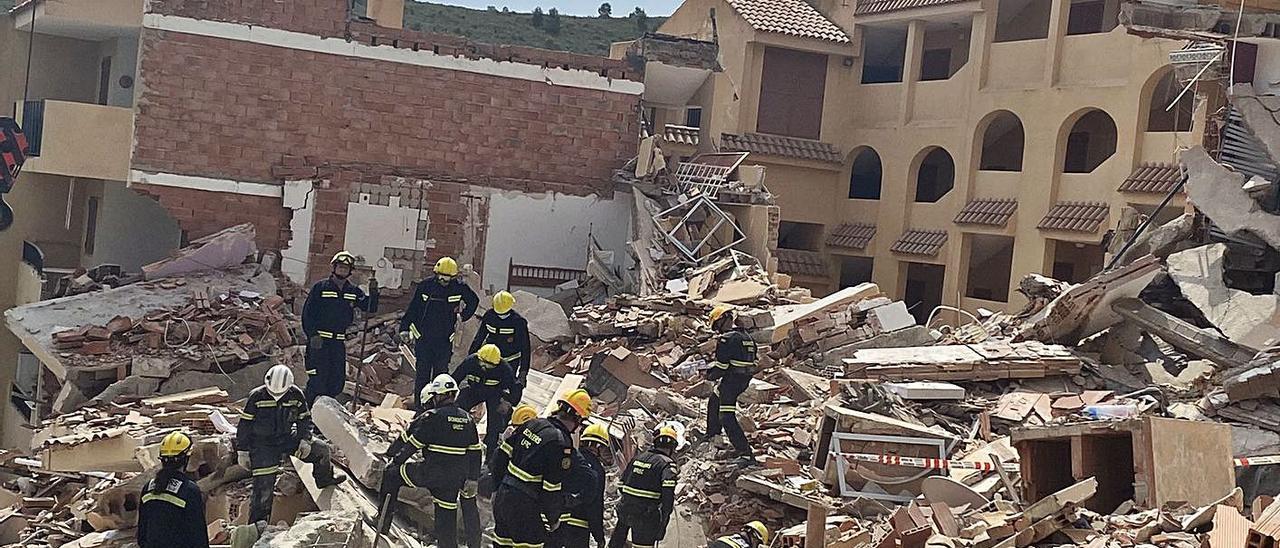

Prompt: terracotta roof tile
[
  {"left": 1038, "top": 202, "right": 1110, "bottom": 233},
  {"left": 727, "top": 0, "right": 851, "bottom": 43},
  {"left": 827, "top": 223, "right": 877, "bottom": 250},
  {"left": 776, "top": 248, "right": 828, "bottom": 277},
  {"left": 663, "top": 125, "right": 701, "bottom": 147},
  {"left": 721, "top": 133, "right": 843, "bottom": 164},
  {"left": 891, "top": 229, "right": 948, "bottom": 256},
  {"left": 954, "top": 198, "right": 1018, "bottom": 227},
  {"left": 1118, "top": 162, "right": 1185, "bottom": 194},
  {"left": 855, "top": 0, "right": 972, "bottom": 15}
]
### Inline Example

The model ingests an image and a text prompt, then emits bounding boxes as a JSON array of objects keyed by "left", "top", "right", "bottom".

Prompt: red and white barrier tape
[{"left": 832, "top": 450, "right": 1280, "bottom": 470}]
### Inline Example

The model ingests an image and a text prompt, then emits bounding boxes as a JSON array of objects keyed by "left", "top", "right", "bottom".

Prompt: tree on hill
[
  {"left": 598, "top": 2, "right": 612, "bottom": 17},
  {"left": 546, "top": 7, "right": 562, "bottom": 34},
  {"left": 531, "top": 6, "right": 544, "bottom": 27},
  {"left": 631, "top": 7, "right": 648, "bottom": 32}
]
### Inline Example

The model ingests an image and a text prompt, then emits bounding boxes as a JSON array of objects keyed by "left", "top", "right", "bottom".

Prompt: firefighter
[
  {"left": 480, "top": 403, "right": 540, "bottom": 498},
  {"left": 373, "top": 374, "right": 483, "bottom": 548},
  {"left": 454, "top": 343, "right": 518, "bottom": 455},
  {"left": 236, "top": 365, "right": 346, "bottom": 525},
  {"left": 704, "top": 306, "right": 755, "bottom": 458},
  {"left": 551, "top": 423, "right": 610, "bottom": 548},
  {"left": 490, "top": 389, "right": 593, "bottom": 548},
  {"left": 301, "top": 250, "right": 379, "bottom": 406},
  {"left": 399, "top": 256, "right": 479, "bottom": 409},
  {"left": 137, "top": 432, "right": 209, "bottom": 548},
  {"left": 708, "top": 522, "right": 769, "bottom": 548},
  {"left": 469, "top": 291, "right": 531, "bottom": 402},
  {"left": 608, "top": 425, "right": 679, "bottom": 548}
]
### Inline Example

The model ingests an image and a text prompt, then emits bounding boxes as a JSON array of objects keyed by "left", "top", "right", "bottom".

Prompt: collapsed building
[{"left": 0, "top": 0, "right": 1279, "bottom": 547}]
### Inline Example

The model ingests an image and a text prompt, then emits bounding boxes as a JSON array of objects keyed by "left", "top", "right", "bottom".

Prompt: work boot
[{"left": 316, "top": 471, "right": 347, "bottom": 488}]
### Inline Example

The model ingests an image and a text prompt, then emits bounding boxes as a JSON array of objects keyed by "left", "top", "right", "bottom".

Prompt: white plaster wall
[
  {"left": 281, "top": 180, "right": 315, "bottom": 285},
  {"left": 85, "top": 183, "right": 181, "bottom": 272},
  {"left": 481, "top": 189, "right": 633, "bottom": 293},
  {"left": 1243, "top": 38, "right": 1280, "bottom": 96},
  {"left": 343, "top": 193, "right": 431, "bottom": 290}
]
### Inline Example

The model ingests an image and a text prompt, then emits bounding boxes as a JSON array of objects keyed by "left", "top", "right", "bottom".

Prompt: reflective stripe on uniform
[
  {"left": 343, "top": 293, "right": 357, "bottom": 301},
  {"left": 620, "top": 485, "right": 661, "bottom": 499},
  {"left": 400, "top": 465, "right": 417, "bottom": 488},
  {"left": 255, "top": 400, "right": 277, "bottom": 408},
  {"left": 320, "top": 291, "right": 340, "bottom": 298},
  {"left": 662, "top": 480, "right": 677, "bottom": 488},
  {"left": 142, "top": 492, "right": 188, "bottom": 508},
  {"left": 239, "top": 412, "right": 254, "bottom": 420},
  {"left": 498, "top": 328, "right": 515, "bottom": 334},
  {"left": 317, "top": 330, "right": 347, "bottom": 340},
  {"left": 484, "top": 379, "right": 501, "bottom": 386},
  {"left": 730, "top": 360, "right": 754, "bottom": 368},
  {"left": 307, "top": 369, "right": 317, "bottom": 375},
  {"left": 427, "top": 444, "right": 468, "bottom": 455},
  {"left": 542, "top": 480, "right": 561, "bottom": 492},
  {"left": 469, "top": 443, "right": 485, "bottom": 451},
  {"left": 507, "top": 462, "right": 543, "bottom": 483},
  {"left": 253, "top": 466, "right": 280, "bottom": 476},
  {"left": 716, "top": 537, "right": 748, "bottom": 548},
  {"left": 503, "top": 352, "right": 523, "bottom": 361},
  {"left": 499, "top": 441, "right": 514, "bottom": 456},
  {"left": 409, "top": 325, "right": 421, "bottom": 339},
  {"left": 559, "top": 514, "right": 589, "bottom": 528},
  {"left": 486, "top": 325, "right": 497, "bottom": 333},
  {"left": 404, "top": 430, "right": 425, "bottom": 450},
  {"left": 713, "top": 361, "right": 730, "bottom": 370},
  {"left": 448, "top": 295, "right": 462, "bottom": 302},
  {"left": 433, "top": 497, "right": 459, "bottom": 510},
  {"left": 719, "top": 405, "right": 738, "bottom": 413}
]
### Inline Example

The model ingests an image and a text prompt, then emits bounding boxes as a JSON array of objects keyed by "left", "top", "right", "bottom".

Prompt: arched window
[
  {"left": 848, "top": 148, "right": 882, "bottom": 199},
  {"left": 1062, "top": 110, "right": 1117, "bottom": 174},
  {"left": 915, "top": 147, "right": 955, "bottom": 203},
  {"left": 979, "top": 111, "right": 1024, "bottom": 171},
  {"left": 1147, "top": 71, "right": 1193, "bottom": 132}
]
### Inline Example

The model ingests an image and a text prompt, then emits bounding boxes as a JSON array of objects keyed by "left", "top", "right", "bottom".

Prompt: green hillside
[
  {"left": 0, "top": 0, "right": 662, "bottom": 56},
  {"left": 398, "top": 1, "right": 666, "bottom": 55}
]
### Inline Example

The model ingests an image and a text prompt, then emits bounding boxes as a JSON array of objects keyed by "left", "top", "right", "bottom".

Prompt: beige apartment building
[{"left": 628, "top": 0, "right": 1223, "bottom": 320}]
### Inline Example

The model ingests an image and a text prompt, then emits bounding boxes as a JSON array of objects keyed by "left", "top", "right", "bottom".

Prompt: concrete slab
[
  {"left": 867, "top": 301, "right": 916, "bottom": 333},
  {"left": 1166, "top": 244, "right": 1280, "bottom": 349},
  {"left": 142, "top": 223, "right": 258, "bottom": 280},
  {"left": 1183, "top": 146, "right": 1280, "bottom": 249}
]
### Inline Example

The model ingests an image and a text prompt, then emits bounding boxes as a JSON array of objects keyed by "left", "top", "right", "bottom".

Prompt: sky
[{"left": 417, "top": 0, "right": 680, "bottom": 17}]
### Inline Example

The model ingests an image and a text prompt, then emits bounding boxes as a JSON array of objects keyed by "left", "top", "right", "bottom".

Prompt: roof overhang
[{"left": 12, "top": 0, "right": 142, "bottom": 41}]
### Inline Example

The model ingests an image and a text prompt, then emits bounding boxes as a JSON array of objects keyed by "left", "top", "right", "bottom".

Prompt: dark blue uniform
[
  {"left": 707, "top": 329, "right": 756, "bottom": 454},
  {"left": 608, "top": 449, "right": 677, "bottom": 548},
  {"left": 469, "top": 309, "right": 532, "bottom": 397},
  {"left": 138, "top": 470, "right": 208, "bottom": 548},
  {"left": 550, "top": 449, "right": 606, "bottom": 548},
  {"left": 454, "top": 354, "right": 518, "bottom": 455},
  {"left": 491, "top": 418, "right": 575, "bottom": 548},
  {"left": 301, "top": 277, "right": 377, "bottom": 405},
  {"left": 235, "top": 385, "right": 338, "bottom": 524},
  {"left": 400, "top": 275, "right": 479, "bottom": 407}
]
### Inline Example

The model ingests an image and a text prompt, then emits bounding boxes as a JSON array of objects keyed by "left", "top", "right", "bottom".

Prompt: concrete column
[
  {"left": 1043, "top": 0, "right": 1071, "bottom": 87},
  {"left": 971, "top": 10, "right": 995, "bottom": 91},
  {"left": 900, "top": 19, "right": 926, "bottom": 125}
]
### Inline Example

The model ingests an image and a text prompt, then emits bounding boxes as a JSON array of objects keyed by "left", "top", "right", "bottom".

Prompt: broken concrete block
[
  {"left": 883, "top": 382, "right": 965, "bottom": 401},
  {"left": 143, "top": 224, "right": 258, "bottom": 280},
  {"left": 310, "top": 396, "right": 387, "bottom": 488},
  {"left": 512, "top": 289, "right": 573, "bottom": 343},
  {"left": 1166, "top": 243, "right": 1280, "bottom": 349},
  {"left": 867, "top": 301, "right": 915, "bottom": 333},
  {"left": 1184, "top": 146, "right": 1280, "bottom": 249}
]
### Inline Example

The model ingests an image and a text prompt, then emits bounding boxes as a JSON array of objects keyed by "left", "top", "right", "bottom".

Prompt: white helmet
[
  {"left": 265, "top": 365, "right": 294, "bottom": 399},
  {"left": 420, "top": 373, "right": 459, "bottom": 403}
]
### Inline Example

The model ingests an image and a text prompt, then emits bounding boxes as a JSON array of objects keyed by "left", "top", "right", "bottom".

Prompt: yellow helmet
[
  {"left": 493, "top": 291, "right": 516, "bottom": 315},
  {"left": 434, "top": 257, "right": 459, "bottom": 276},
  {"left": 709, "top": 305, "right": 732, "bottom": 324},
  {"left": 331, "top": 251, "right": 356, "bottom": 266},
  {"left": 559, "top": 389, "right": 592, "bottom": 419},
  {"left": 477, "top": 344, "right": 502, "bottom": 365},
  {"left": 159, "top": 431, "right": 193, "bottom": 458},
  {"left": 582, "top": 423, "right": 609, "bottom": 446},
  {"left": 745, "top": 521, "right": 769, "bottom": 544},
  {"left": 655, "top": 425, "right": 678, "bottom": 446},
  {"left": 511, "top": 404, "right": 538, "bottom": 426}
]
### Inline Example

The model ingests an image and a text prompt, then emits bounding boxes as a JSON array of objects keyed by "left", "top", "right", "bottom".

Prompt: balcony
[
  {"left": 987, "top": 40, "right": 1046, "bottom": 90},
  {"left": 12, "top": 0, "right": 142, "bottom": 40},
  {"left": 15, "top": 100, "right": 134, "bottom": 182}
]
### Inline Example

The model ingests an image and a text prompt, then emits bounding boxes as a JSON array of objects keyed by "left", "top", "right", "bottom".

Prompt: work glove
[
  {"left": 237, "top": 451, "right": 251, "bottom": 471},
  {"left": 544, "top": 515, "right": 560, "bottom": 534},
  {"left": 461, "top": 479, "right": 478, "bottom": 499},
  {"left": 398, "top": 331, "right": 411, "bottom": 344}
]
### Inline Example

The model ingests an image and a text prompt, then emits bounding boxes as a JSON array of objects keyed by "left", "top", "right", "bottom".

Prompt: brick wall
[
  {"left": 134, "top": 31, "right": 638, "bottom": 195},
  {"left": 134, "top": 0, "right": 640, "bottom": 285}
]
